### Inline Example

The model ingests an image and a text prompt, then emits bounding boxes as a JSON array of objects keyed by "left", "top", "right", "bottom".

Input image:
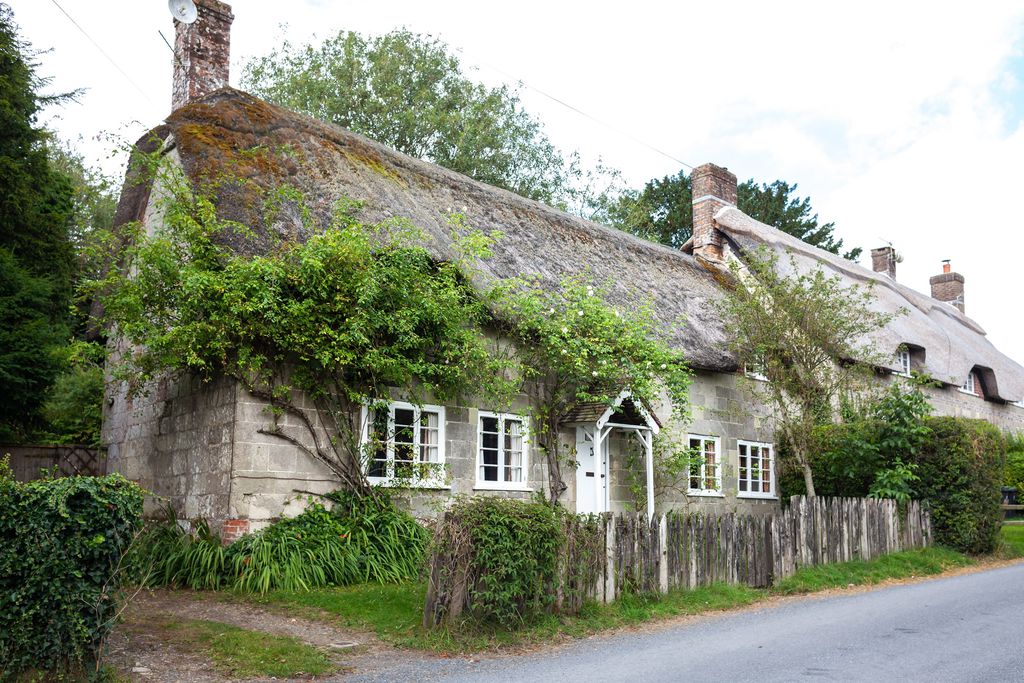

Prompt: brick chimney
[
  {"left": 870, "top": 246, "right": 897, "bottom": 279},
  {"left": 171, "top": 0, "right": 234, "bottom": 110},
  {"left": 691, "top": 163, "right": 738, "bottom": 263},
  {"left": 929, "top": 260, "right": 965, "bottom": 313}
]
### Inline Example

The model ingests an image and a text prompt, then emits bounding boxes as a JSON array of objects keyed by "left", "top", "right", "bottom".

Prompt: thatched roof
[
  {"left": 714, "top": 207, "right": 1024, "bottom": 402},
  {"left": 115, "top": 87, "right": 1024, "bottom": 400},
  {"left": 120, "top": 87, "right": 734, "bottom": 371}
]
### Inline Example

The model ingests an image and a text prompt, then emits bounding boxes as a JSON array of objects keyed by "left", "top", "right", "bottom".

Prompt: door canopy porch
[{"left": 563, "top": 391, "right": 661, "bottom": 519}]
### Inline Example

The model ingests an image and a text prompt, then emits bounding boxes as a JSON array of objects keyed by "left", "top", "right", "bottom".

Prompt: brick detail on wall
[
  {"left": 172, "top": 0, "right": 234, "bottom": 110},
  {"left": 929, "top": 271, "right": 965, "bottom": 313},
  {"left": 691, "top": 163, "right": 737, "bottom": 263},
  {"left": 221, "top": 518, "right": 250, "bottom": 543}
]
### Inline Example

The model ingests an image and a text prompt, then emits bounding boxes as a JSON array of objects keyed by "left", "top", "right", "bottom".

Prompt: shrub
[
  {"left": 1003, "top": 433, "right": 1024, "bottom": 491},
  {"left": 434, "top": 497, "right": 564, "bottom": 627},
  {"left": 911, "top": 417, "right": 1005, "bottom": 554},
  {"left": 0, "top": 468, "right": 144, "bottom": 678}
]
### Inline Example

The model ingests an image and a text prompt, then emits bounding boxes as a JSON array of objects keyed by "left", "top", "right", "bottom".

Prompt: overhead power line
[
  {"left": 455, "top": 46, "right": 694, "bottom": 171},
  {"left": 48, "top": 0, "right": 154, "bottom": 104}
]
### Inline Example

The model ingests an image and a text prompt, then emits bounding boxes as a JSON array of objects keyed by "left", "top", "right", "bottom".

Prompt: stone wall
[
  {"left": 103, "top": 364, "right": 1024, "bottom": 533},
  {"left": 103, "top": 371, "right": 236, "bottom": 524},
  {"left": 925, "top": 382, "right": 1024, "bottom": 432}
]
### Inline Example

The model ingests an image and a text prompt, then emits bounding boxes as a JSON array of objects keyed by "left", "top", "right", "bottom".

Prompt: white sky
[{"left": 9, "top": 0, "right": 1024, "bottom": 366}]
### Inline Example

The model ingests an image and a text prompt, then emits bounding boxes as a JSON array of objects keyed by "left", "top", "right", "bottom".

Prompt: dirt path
[{"left": 105, "top": 589, "right": 434, "bottom": 682}]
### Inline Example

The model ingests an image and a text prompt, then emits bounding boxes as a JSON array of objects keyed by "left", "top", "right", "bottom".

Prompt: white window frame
[
  {"left": 959, "top": 372, "right": 979, "bottom": 396},
  {"left": 1013, "top": 399, "right": 1024, "bottom": 409},
  {"left": 361, "top": 401, "right": 447, "bottom": 488},
  {"left": 475, "top": 411, "right": 531, "bottom": 491},
  {"left": 744, "top": 365, "right": 768, "bottom": 382},
  {"left": 737, "top": 440, "right": 776, "bottom": 499},
  {"left": 895, "top": 349, "right": 911, "bottom": 376},
  {"left": 686, "top": 434, "right": 723, "bottom": 497}
]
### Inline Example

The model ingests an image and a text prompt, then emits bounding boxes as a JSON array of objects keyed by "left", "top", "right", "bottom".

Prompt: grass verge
[
  {"left": 235, "top": 533, "right": 1024, "bottom": 654},
  {"left": 998, "top": 524, "right": 1024, "bottom": 558},
  {"left": 151, "top": 616, "right": 334, "bottom": 678},
  {"left": 773, "top": 546, "right": 973, "bottom": 594}
]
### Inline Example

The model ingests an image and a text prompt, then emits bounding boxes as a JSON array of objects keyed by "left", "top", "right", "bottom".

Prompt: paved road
[{"left": 351, "top": 563, "right": 1024, "bottom": 682}]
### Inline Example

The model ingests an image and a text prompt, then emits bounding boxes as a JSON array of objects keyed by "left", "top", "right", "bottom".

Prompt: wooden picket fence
[
  {"left": 600, "top": 496, "right": 931, "bottom": 601},
  {"left": 424, "top": 496, "right": 932, "bottom": 625}
]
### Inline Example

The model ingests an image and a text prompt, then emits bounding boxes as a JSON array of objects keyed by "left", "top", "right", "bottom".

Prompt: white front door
[{"left": 576, "top": 427, "right": 607, "bottom": 514}]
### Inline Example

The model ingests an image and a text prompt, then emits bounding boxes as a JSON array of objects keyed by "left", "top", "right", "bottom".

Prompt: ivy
[{"left": 0, "top": 463, "right": 144, "bottom": 678}]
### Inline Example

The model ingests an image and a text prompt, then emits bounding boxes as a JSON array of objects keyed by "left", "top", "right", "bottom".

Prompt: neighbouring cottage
[{"left": 102, "top": 0, "right": 1024, "bottom": 538}]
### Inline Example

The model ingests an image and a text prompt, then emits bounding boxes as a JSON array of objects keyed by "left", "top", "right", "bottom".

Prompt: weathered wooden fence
[
  {"left": 601, "top": 496, "right": 931, "bottom": 600},
  {"left": 424, "top": 496, "right": 932, "bottom": 625},
  {"left": 1, "top": 444, "right": 107, "bottom": 482}
]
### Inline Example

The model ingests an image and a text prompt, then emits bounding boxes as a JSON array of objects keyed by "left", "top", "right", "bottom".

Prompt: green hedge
[
  {"left": 0, "top": 471, "right": 144, "bottom": 677},
  {"left": 782, "top": 415, "right": 1004, "bottom": 554},
  {"left": 913, "top": 417, "right": 1004, "bottom": 554}
]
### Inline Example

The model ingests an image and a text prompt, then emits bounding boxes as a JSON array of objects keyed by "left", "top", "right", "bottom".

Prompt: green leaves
[
  {"left": 0, "top": 474, "right": 144, "bottom": 677},
  {"left": 242, "top": 29, "right": 572, "bottom": 205}
]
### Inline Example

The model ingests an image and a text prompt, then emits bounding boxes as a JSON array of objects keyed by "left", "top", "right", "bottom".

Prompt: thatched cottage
[{"left": 102, "top": 0, "right": 1024, "bottom": 538}]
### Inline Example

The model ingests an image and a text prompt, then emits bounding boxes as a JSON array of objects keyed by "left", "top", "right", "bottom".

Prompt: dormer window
[
  {"left": 895, "top": 349, "right": 911, "bottom": 376},
  {"left": 960, "top": 372, "right": 980, "bottom": 397}
]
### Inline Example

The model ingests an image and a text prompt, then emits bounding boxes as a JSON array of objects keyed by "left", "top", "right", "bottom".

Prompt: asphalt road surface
[{"left": 352, "top": 562, "right": 1024, "bottom": 682}]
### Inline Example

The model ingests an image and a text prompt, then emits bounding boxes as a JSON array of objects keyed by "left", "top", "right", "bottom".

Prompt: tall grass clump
[
  {"left": 229, "top": 504, "right": 360, "bottom": 593},
  {"left": 128, "top": 489, "right": 428, "bottom": 594},
  {"left": 327, "top": 489, "right": 429, "bottom": 583}
]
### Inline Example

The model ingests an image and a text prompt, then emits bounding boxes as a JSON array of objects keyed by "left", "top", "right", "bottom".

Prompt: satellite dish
[{"left": 169, "top": 0, "right": 198, "bottom": 24}]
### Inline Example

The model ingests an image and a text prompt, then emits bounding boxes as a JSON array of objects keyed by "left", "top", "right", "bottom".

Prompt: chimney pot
[
  {"left": 172, "top": 0, "right": 234, "bottom": 110},
  {"left": 690, "top": 163, "right": 738, "bottom": 263},
  {"left": 942, "top": 259, "right": 951, "bottom": 274},
  {"left": 871, "top": 246, "right": 897, "bottom": 279}
]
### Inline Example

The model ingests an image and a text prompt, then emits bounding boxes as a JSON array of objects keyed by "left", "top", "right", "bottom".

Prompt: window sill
[
  {"left": 366, "top": 478, "right": 450, "bottom": 490},
  {"left": 957, "top": 389, "right": 981, "bottom": 397},
  {"left": 893, "top": 371, "right": 911, "bottom": 378},
  {"left": 473, "top": 484, "right": 534, "bottom": 493},
  {"left": 737, "top": 493, "right": 778, "bottom": 501},
  {"left": 687, "top": 490, "right": 725, "bottom": 498}
]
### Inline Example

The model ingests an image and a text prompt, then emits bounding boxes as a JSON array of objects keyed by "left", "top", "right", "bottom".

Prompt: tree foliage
[
  {"left": 718, "top": 249, "right": 895, "bottom": 496},
  {"left": 490, "top": 276, "right": 691, "bottom": 502},
  {"left": 91, "top": 158, "right": 506, "bottom": 493},
  {"left": 602, "top": 170, "right": 861, "bottom": 260},
  {"left": 243, "top": 29, "right": 577, "bottom": 206},
  {"left": 0, "top": 5, "right": 76, "bottom": 440}
]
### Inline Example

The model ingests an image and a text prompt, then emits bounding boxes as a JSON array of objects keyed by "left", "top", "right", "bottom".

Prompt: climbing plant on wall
[
  {"left": 488, "top": 276, "right": 692, "bottom": 503},
  {"left": 91, "top": 149, "right": 691, "bottom": 499}
]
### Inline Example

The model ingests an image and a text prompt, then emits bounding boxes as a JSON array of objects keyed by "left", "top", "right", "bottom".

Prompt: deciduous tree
[{"left": 717, "top": 249, "right": 894, "bottom": 496}]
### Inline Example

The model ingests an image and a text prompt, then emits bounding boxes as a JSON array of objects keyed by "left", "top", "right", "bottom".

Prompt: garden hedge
[
  {"left": 0, "top": 470, "right": 144, "bottom": 678},
  {"left": 911, "top": 417, "right": 1004, "bottom": 554}
]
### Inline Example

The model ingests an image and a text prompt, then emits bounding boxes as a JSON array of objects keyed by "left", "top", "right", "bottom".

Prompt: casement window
[
  {"left": 737, "top": 440, "right": 775, "bottom": 499},
  {"left": 363, "top": 401, "right": 445, "bottom": 486},
  {"left": 476, "top": 412, "right": 529, "bottom": 489},
  {"left": 959, "top": 372, "right": 980, "bottom": 397},
  {"left": 895, "top": 349, "right": 911, "bottom": 376},
  {"left": 744, "top": 364, "right": 768, "bottom": 382},
  {"left": 687, "top": 434, "right": 722, "bottom": 495}
]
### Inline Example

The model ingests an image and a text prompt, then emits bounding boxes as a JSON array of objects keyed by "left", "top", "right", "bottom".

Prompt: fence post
[
  {"left": 604, "top": 513, "right": 616, "bottom": 603},
  {"left": 658, "top": 514, "right": 669, "bottom": 594}
]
